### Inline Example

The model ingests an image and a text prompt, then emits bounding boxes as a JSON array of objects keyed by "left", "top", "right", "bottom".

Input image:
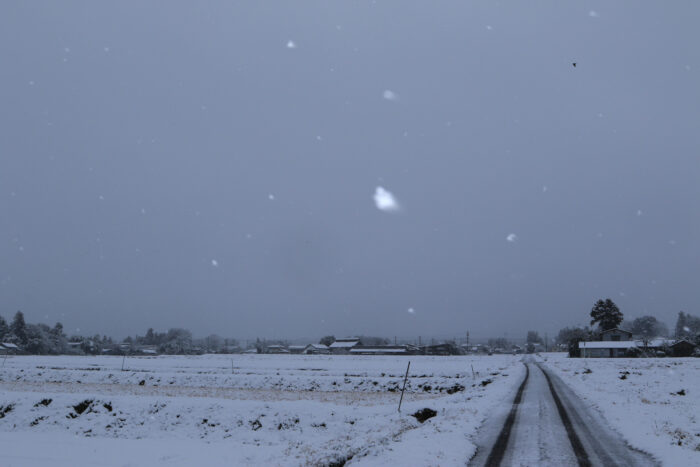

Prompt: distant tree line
[
  {"left": 0, "top": 312, "right": 239, "bottom": 356},
  {"left": 0, "top": 310, "right": 94, "bottom": 355}
]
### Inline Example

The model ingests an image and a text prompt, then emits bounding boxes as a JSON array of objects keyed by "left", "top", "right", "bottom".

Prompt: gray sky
[{"left": 1, "top": 2, "right": 699, "bottom": 340}]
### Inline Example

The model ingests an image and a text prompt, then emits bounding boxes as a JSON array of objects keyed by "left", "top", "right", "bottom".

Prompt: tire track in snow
[{"left": 483, "top": 363, "right": 530, "bottom": 466}]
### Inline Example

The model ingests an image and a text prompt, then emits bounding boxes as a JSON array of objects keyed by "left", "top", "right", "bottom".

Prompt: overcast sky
[{"left": 1, "top": 2, "right": 698, "bottom": 340}]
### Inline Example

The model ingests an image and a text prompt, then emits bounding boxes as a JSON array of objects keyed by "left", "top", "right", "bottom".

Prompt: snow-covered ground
[
  {"left": 542, "top": 352, "right": 700, "bottom": 466},
  {"left": 0, "top": 354, "right": 523, "bottom": 466}
]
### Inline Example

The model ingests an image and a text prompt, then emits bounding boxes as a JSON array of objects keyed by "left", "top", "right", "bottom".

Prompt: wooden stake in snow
[
  {"left": 398, "top": 360, "right": 411, "bottom": 412},
  {"left": 121, "top": 354, "right": 126, "bottom": 371},
  {"left": 1, "top": 352, "right": 7, "bottom": 368},
  {"left": 231, "top": 358, "right": 234, "bottom": 374}
]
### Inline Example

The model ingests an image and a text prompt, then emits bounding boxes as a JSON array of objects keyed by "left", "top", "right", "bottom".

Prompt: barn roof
[{"left": 329, "top": 339, "right": 359, "bottom": 348}]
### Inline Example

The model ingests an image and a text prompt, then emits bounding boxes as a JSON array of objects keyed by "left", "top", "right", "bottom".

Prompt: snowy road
[{"left": 470, "top": 357, "right": 657, "bottom": 467}]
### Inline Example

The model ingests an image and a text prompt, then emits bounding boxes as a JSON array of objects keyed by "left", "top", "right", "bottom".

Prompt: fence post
[
  {"left": 121, "top": 354, "right": 126, "bottom": 371},
  {"left": 398, "top": 361, "right": 411, "bottom": 412}
]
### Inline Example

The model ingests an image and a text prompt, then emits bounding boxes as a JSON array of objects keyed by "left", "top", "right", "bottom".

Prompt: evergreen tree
[
  {"left": 0, "top": 315, "right": 9, "bottom": 340},
  {"left": 10, "top": 311, "right": 28, "bottom": 347},
  {"left": 526, "top": 331, "right": 542, "bottom": 344},
  {"left": 590, "top": 299, "right": 623, "bottom": 331},
  {"left": 675, "top": 311, "right": 700, "bottom": 339},
  {"left": 25, "top": 323, "right": 51, "bottom": 354},
  {"left": 674, "top": 311, "right": 688, "bottom": 338},
  {"left": 49, "top": 322, "right": 67, "bottom": 354}
]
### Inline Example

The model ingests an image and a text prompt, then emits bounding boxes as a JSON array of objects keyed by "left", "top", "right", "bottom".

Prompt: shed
[
  {"left": 579, "top": 340, "right": 637, "bottom": 358},
  {"left": 670, "top": 339, "right": 697, "bottom": 357}
]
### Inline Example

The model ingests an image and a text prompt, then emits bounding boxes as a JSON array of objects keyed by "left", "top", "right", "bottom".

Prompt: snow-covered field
[
  {"left": 0, "top": 354, "right": 523, "bottom": 466},
  {"left": 543, "top": 353, "right": 700, "bottom": 466}
]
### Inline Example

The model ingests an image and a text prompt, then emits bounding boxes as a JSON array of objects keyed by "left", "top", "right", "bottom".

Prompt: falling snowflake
[
  {"left": 382, "top": 90, "right": 398, "bottom": 101},
  {"left": 506, "top": 233, "right": 518, "bottom": 243},
  {"left": 211, "top": 259, "right": 219, "bottom": 267},
  {"left": 373, "top": 186, "right": 400, "bottom": 212},
  {"left": 268, "top": 194, "right": 275, "bottom": 201},
  {"left": 407, "top": 308, "right": 415, "bottom": 314},
  {"left": 486, "top": 25, "right": 493, "bottom": 30},
  {"left": 286, "top": 40, "right": 296, "bottom": 49},
  {"left": 542, "top": 186, "right": 548, "bottom": 193},
  {"left": 589, "top": 10, "right": 599, "bottom": 18}
]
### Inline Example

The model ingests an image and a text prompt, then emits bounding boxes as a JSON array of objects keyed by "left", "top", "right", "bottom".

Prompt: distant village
[
  {"left": 0, "top": 334, "right": 532, "bottom": 357},
  {"left": 1, "top": 301, "right": 699, "bottom": 358}
]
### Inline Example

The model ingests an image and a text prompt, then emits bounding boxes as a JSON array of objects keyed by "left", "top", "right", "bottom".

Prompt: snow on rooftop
[
  {"left": 305, "top": 344, "right": 328, "bottom": 350},
  {"left": 329, "top": 340, "right": 359, "bottom": 348}
]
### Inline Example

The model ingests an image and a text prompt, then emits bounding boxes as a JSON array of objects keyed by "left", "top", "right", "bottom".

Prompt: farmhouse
[
  {"left": 329, "top": 338, "right": 360, "bottom": 354},
  {"left": 288, "top": 345, "right": 306, "bottom": 354},
  {"left": 579, "top": 340, "right": 637, "bottom": 358},
  {"left": 579, "top": 335, "right": 696, "bottom": 358},
  {"left": 265, "top": 344, "right": 289, "bottom": 354},
  {"left": 422, "top": 343, "right": 461, "bottom": 356},
  {"left": 303, "top": 344, "right": 330, "bottom": 355}
]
